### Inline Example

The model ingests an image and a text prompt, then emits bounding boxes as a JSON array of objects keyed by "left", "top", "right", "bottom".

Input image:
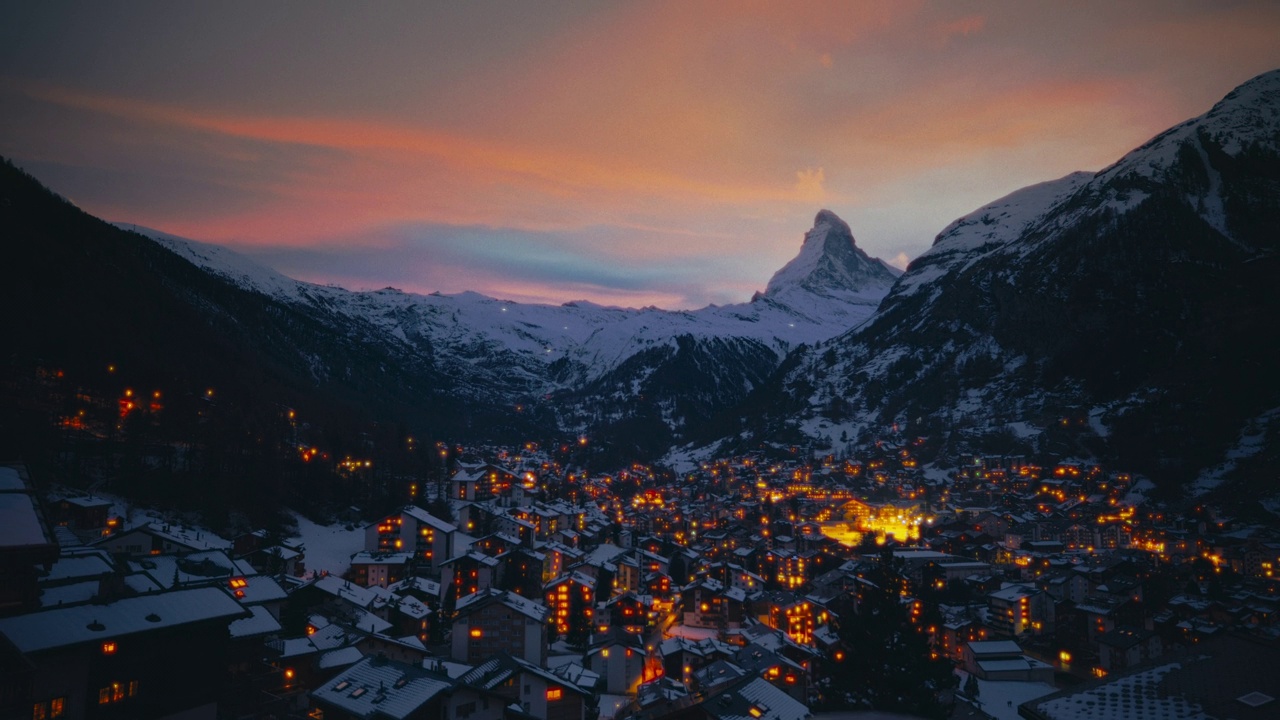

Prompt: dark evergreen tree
[{"left": 814, "top": 555, "right": 956, "bottom": 719}]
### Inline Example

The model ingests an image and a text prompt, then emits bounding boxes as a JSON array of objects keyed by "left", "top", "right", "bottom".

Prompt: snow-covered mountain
[
  {"left": 123, "top": 210, "right": 898, "bottom": 443},
  {"left": 726, "top": 69, "right": 1280, "bottom": 494}
]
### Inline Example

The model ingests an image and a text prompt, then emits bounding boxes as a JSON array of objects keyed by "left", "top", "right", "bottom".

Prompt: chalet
[
  {"left": 458, "top": 652, "right": 592, "bottom": 720},
  {"left": 47, "top": 494, "right": 113, "bottom": 536},
  {"left": 682, "top": 577, "right": 741, "bottom": 629},
  {"left": 604, "top": 592, "right": 650, "bottom": 635},
  {"left": 365, "top": 506, "right": 456, "bottom": 575},
  {"left": 95, "top": 521, "right": 232, "bottom": 557},
  {"left": 545, "top": 572, "right": 597, "bottom": 640},
  {"left": 541, "top": 542, "right": 586, "bottom": 584},
  {"left": 451, "top": 587, "right": 550, "bottom": 666},
  {"left": 441, "top": 551, "right": 501, "bottom": 600},
  {"left": 585, "top": 628, "right": 647, "bottom": 694},
  {"left": 247, "top": 544, "right": 305, "bottom": 577},
  {"left": 349, "top": 551, "right": 412, "bottom": 589}
]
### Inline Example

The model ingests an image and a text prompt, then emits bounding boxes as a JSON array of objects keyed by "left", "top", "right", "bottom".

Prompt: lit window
[
  {"left": 101, "top": 641, "right": 117, "bottom": 655},
  {"left": 470, "top": 628, "right": 483, "bottom": 638},
  {"left": 50, "top": 698, "right": 65, "bottom": 718},
  {"left": 748, "top": 707, "right": 764, "bottom": 718},
  {"left": 546, "top": 688, "right": 562, "bottom": 701},
  {"left": 32, "top": 702, "right": 47, "bottom": 720},
  {"left": 127, "top": 681, "right": 138, "bottom": 698},
  {"left": 98, "top": 688, "right": 110, "bottom": 705}
]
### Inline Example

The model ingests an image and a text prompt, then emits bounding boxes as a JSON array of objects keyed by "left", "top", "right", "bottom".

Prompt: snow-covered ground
[
  {"left": 289, "top": 511, "right": 364, "bottom": 579},
  {"left": 664, "top": 624, "right": 721, "bottom": 641},
  {"left": 1191, "top": 406, "right": 1280, "bottom": 496}
]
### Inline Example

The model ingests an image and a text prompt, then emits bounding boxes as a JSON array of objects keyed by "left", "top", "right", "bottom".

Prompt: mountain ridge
[
  {"left": 714, "top": 68, "right": 1280, "bottom": 498},
  {"left": 107, "top": 206, "right": 900, "bottom": 447}
]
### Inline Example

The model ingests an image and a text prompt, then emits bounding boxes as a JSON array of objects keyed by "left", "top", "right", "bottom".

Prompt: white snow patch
[
  {"left": 1191, "top": 406, "right": 1280, "bottom": 496},
  {"left": 289, "top": 510, "right": 365, "bottom": 579},
  {"left": 1006, "top": 422, "right": 1042, "bottom": 439}
]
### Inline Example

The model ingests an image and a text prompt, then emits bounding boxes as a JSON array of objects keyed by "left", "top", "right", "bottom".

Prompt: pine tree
[{"left": 814, "top": 555, "right": 956, "bottom": 719}]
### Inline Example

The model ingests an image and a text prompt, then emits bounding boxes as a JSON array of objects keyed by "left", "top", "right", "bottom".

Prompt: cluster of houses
[{"left": 3, "top": 432, "right": 1280, "bottom": 720}]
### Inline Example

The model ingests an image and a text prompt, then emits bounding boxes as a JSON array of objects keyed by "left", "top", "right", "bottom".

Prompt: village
[{"left": 3, "top": 428, "right": 1280, "bottom": 720}]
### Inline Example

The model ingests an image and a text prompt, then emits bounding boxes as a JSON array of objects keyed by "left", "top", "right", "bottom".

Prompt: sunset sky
[{"left": 3, "top": 2, "right": 1279, "bottom": 309}]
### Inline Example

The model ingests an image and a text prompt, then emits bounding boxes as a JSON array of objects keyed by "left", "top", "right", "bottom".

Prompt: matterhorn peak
[
  {"left": 761, "top": 210, "right": 900, "bottom": 301},
  {"left": 813, "top": 208, "right": 851, "bottom": 231}
]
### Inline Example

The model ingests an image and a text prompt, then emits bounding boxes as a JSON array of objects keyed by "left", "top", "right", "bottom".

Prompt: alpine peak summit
[{"left": 762, "top": 209, "right": 901, "bottom": 301}]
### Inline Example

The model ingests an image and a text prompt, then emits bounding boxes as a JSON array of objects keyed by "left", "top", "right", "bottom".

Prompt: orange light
[
  {"left": 547, "top": 687, "right": 563, "bottom": 700},
  {"left": 470, "top": 628, "right": 483, "bottom": 638},
  {"left": 101, "top": 641, "right": 117, "bottom": 655}
]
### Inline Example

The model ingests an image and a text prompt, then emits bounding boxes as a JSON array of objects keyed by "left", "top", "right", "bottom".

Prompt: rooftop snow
[
  {"left": 0, "top": 587, "right": 247, "bottom": 652},
  {"left": 0, "top": 492, "right": 52, "bottom": 548}
]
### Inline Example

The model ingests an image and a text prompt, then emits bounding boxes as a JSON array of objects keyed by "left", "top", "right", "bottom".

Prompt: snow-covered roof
[
  {"left": 402, "top": 505, "right": 458, "bottom": 533},
  {"left": 455, "top": 587, "right": 549, "bottom": 622},
  {"left": 0, "top": 466, "right": 24, "bottom": 491},
  {"left": 313, "top": 575, "right": 381, "bottom": 609},
  {"left": 0, "top": 492, "right": 51, "bottom": 548},
  {"left": 317, "top": 646, "right": 365, "bottom": 670},
  {"left": 229, "top": 604, "right": 283, "bottom": 639},
  {"left": 39, "top": 580, "right": 100, "bottom": 608},
  {"left": 312, "top": 656, "right": 456, "bottom": 719},
  {"left": 0, "top": 587, "right": 247, "bottom": 653},
  {"left": 705, "top": 676, "right": 810, "bottom": 720},
  {"left": 44, "top": 553, "right": 113, "bottom": 582},
  {"left": 967, "top": 640, "right": 1023, "bottom": 656},
  {"left": 236, "top": 575, "right": 288, "bottom": 605}
]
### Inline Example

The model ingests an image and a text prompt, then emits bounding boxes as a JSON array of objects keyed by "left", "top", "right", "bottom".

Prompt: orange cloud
[{"left": 940, "top": 15, "right": 985, "bottom": 41}]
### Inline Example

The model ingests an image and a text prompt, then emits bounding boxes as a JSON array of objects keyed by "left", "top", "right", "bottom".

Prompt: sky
[{"left": 3, "top": 2, "right": 1279, "bottom": 309}]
